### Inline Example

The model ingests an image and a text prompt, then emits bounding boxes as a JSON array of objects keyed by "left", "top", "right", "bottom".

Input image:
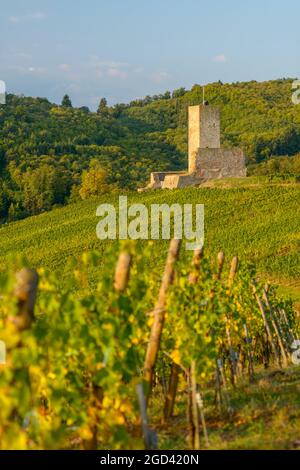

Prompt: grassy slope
[
  {"left": 154, "top": 365, "right": 300, "bottom": 450},
  {"left": 0, "top": 179, "right": 299, "bottom": 300}
]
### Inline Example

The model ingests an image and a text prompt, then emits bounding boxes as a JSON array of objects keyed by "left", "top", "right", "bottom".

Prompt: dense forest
[{"left": 0, "top": 78, "right": 299, "bottom": 222}]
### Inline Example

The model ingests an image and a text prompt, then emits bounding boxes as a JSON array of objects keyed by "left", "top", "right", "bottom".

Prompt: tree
[
  {"left": 79, "top": 160, "right": 109, "bottom": 199},
  {"left": 68, "top": 184, "right": 81, "bottom": 203},
  {"left": 97, "top": 97, "right": 109, "bottom": 116},
  {"left": 112, "top": 103, "right": 126, "bottom": 118},
  {"left": 79, "top": 106, "right": 90, "bottom": 114},
  {"left": 0, "top": 183, "right": 9, "bottom": 219},
  {"left": 22, "top": 165, "right": 65, "bottom": 215},
  {"left": 61, "top": 94, "right": 72, "bottom": 108},
  {"left": 172, "top": 87, "right": 186, "bottom": 98},
  {"left": 7, "top": 202, "right": 23, "bottom": 222},
  {"left": 97, "top": 98, "right": 109, "bottom": 117}
]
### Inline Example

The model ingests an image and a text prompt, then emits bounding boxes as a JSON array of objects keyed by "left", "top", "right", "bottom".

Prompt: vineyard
[
  {"left": 0, "top": 182, "right": 299, "bottom": 303},
  {"left": 0, "top": 240, "right": 299, "bottom": 450}
]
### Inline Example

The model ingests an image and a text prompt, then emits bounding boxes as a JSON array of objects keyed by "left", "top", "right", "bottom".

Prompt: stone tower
[
  {"left": 188, "top": 104, "right": 220, "bottom": 173},
  {"left": 139, "top": 102, "right": 246, "bottom": 191}
]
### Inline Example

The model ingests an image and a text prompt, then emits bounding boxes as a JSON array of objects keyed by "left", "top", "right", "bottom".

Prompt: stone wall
[
  {"left": 149, "top": 171, "right": 186, "bottom": 186},
  {"left": 161, "top": 173, "right": 203, "bottom": 189},
  {"left": 194, "top": 148, "right": 247, "bottom": 179}
]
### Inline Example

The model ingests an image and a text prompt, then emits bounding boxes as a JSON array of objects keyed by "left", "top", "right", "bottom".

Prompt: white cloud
[
  {"left": 152, "top": 71, "right": 171, "bottom": 83},
  {"left": 9, "top": 12, "right": 47, "bottom": 23},
  {"left": 88, "top": 56, "right": 128, "bottom": 69},
  {"left": 98, "top": 60, "right": 128, "bottom": 69},
  {"left": 212, "top": 54, "right": 227, "bottom": 63},
  {"left": 107, "top": 68, "right": 128, "bottom": 79},
  {"left": 11, "top": 52, "right": 32, "bottom": 59},
  {"left": 85, "top": 56, "right": 130, "bottom": 80},
  {"left": 27, "top": 66, "right": 46, "bottom": 74},
  {"left": 5, "top": 65, "right": 46, "bottom": 74}
]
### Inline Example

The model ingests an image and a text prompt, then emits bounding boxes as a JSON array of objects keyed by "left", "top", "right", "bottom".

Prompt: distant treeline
[{"left": 0, "top": 78, "right": 299, "bottom": 222}]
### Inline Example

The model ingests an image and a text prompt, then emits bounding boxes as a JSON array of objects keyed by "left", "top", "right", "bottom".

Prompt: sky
[{"left": 0, "top": 0, "right": 299, "bottom": 109}]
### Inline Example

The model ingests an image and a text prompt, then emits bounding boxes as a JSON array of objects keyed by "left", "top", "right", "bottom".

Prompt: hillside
[
  {"left": 0, "top": 179, "right": 299, "bottom": 302},
  {"left": 1, "top": 78, "right": 300, "bottom": 223}
]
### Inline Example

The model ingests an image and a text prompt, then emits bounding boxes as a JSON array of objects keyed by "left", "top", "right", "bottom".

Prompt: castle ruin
[{"left": 139, "top": 103, "right": 246, "bottom": 191}]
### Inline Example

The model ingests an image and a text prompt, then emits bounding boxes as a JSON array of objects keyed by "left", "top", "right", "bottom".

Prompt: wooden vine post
[
  {"left": 252, "top": 281, "right": 281, "bottom": 368},
  {"left": 212, "top": 252, "right": 229, "bottom": 407},
  {"left": 185, "top": 248, "right": 210, "bottom": 449},
  {"left": 136, "top": 383, "right": 157, "bottom": 450},
  {"left": 262, "top": 287, "right": 289, "bottom": 367},
  {"left": 163, "top": 363, "right": 180, "bottom": 423},
  {"left": 6, "top": 268, "right": 39, "bottom": 434},
  {"left": 188, "top": 247, "right": 204, "bottom": 284},
  {"left": 164, "top": 248, "right": 203, "bottom": 424},
  {"left": 226, "top": 256, "right": 239, "bottom": 386},
  {"left": 243, "top": 322, "right": 254, "bottom": 379},
  {"left": 196, "top": 391, "right": 210, "bottom": 447},
  {"left": 228, "top": 256, "right": 238, "bottom": 285},
  {"left": 190, "top": 361, "right": 200, "bottom": 450},
  {"left": 114, "top": 251, "right": 132, "bottom": 292},
  {"left": 187, "top": 248, "right": 204, "bottom": 447},
  {"left": 216, "top": 251, "right": 225, "bottom": 280},
  {"left": 280, "top": 308, "right": 295, "bottom": 343},
  {"left": 83, "top": 249, "right": 132, "bottom": 450},
  {"left": 144, "top": 239, "right": 181, "bottom": 399},
  {"left": 14, "top": 268, "right": 39, "bottom": 331}
]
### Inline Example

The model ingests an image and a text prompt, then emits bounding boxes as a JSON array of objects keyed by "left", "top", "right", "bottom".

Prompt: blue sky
[{"left": 0, "top": 0, "right": 299, "bottom": 109}]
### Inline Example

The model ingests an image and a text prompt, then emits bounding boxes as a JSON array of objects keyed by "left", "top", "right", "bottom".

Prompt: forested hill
[{"left": 0, "top": 78, "right": 300, "bottom": 222}]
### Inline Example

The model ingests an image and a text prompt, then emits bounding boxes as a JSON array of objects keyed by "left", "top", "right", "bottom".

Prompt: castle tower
[
  {"left": 139, "top": 102, "right": 246, "bottom": 192},
  {"left": 188, "top": 104, "right": 220, "bottom": 173}
]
